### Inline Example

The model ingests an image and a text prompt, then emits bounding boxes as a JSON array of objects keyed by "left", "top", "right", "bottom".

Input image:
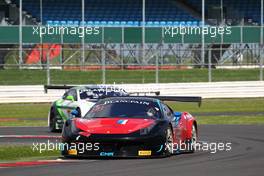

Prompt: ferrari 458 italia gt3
[{"left": 61, "top": 96, "right": 201, "bottom": 158}]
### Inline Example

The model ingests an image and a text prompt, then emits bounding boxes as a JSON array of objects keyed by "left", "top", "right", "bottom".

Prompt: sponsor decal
[
  {"left": 117, "top": 119, "right": 128, "bottom": 125},
  {"left": 156, "top": 145, "right": 163, "bottom": 153},
  {"left": 68, "top": 149, "right": 77, "bottom": 155},
  {"left": 138, "top": 150, "right": 152, "bottom": 156},
  {"left": 100, "top": 152, "right": 114, "bottom": 157},
  {"left": 104, "top": 100, "right": 150, "bottom": 105}
]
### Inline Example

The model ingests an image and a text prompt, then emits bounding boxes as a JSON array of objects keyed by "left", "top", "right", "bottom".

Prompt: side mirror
[
  {"left": 71, "top": 109, "right": 81, "bottom": 118},
  {"left": 173, "top": 112, "right": 182, "bottom": 122},
  {"left": 66, "top": 95, "right": 75, "bottom": 101}
]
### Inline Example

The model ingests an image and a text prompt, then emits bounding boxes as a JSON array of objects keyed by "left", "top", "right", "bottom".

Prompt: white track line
[
  {"left": 0, "top": 135, "right": 61, "bottom": 139},
  {"left": 0, "top": 126, "right": 48, "bottom": 128}
]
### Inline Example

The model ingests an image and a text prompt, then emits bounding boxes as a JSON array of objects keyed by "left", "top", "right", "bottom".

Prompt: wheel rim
[
  {"left": 49, "top": 110, "right": 56, "bottom": 131},
  {"left": 49, "top": 116, "right": 55, "bottom": 130},
  {"left": 165, "top": 128, "right": 173, "bottom": 154},
  {"left": 191, "top": 125, "right": 197, "bottom": 148}
]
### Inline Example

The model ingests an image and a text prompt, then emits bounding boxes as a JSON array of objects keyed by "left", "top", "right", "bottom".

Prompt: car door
[
  {"left": 162, "top": 103, "right": 183, "bottom": 145},
  {"left": 77, "top": 89, "right": 97, "bottom": 117},
  {"left": 58, "top": 89, "right": 79, "bottom": 119}
]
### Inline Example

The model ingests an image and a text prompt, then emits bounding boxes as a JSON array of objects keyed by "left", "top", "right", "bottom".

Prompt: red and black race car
[{"left": 61, "top": 96, "right": 201, "bottom": 158}]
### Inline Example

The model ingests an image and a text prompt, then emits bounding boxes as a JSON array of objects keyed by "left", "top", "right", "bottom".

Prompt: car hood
[{"left": 74, "top": 118, "right": 155, "bottom": 134}]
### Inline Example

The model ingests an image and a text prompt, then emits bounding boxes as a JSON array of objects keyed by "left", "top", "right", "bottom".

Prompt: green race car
[{"left": 48, "top": 85, "right": 128, "bottom": 132}]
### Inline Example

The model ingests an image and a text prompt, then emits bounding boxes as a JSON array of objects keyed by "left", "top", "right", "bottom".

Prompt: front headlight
[
  {"left": 70, "top": 120, "right": 80, "bottom": 134},
  {"left": 139, "top": 123, "right": 156, "bottom": 135},
  {"left": 62, "top": 119, "right": 80, "bottom": 142}
]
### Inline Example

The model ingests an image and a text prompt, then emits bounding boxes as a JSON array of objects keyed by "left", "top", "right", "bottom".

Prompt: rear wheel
[
  {"left": 187, "top": 124, "right": 197, "bottom": 153},
  {"left": 164, "top": 127, "right": 174, "bottom": 156},
  {"left": 49, "top": 109, "right": 60, "bottom": 133}
]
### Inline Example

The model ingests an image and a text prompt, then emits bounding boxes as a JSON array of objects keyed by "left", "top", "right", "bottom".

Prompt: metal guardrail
[{"left": 0, "top": 81, "right": 264, "bottom": 103}]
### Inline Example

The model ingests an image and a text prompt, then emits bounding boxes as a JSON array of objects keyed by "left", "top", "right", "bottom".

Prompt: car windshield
[
  {"left": 79, "top": 88, "right": 127, "bottom": 100},
  {"left": 84, "top": 99, "right": 161, "bottom": 119}
]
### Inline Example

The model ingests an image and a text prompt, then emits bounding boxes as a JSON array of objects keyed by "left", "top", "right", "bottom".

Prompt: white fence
[{"left": 0, "top": 81, "right": 264, "bottom": 103}]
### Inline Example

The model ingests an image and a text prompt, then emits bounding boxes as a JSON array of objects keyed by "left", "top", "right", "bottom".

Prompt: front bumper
[
  {"left": 55, "top": 117, "right": 64, "bottom": 130},
  {"left": 61, "top": 133, "right": 167, "bottom": 158}
]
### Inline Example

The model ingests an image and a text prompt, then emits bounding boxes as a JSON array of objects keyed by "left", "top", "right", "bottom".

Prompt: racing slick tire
[
  {"left": 187, "top": 124, "right": 197, "bottom": 153},
  {"left": 49, "top": 108, "right": 60, "bottom": 133},
  {"left": 164, "top": 127, "right": 174, "bottom": 156}
]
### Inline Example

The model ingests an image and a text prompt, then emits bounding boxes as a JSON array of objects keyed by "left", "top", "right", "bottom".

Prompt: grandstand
[
  {"left": 5, "top": 0, "right": 199, "bottom": 26},
  {"left": 2, "top": 0, "right": 261, "bottom": 26},
  {"left": 0, "top": 0, "right": 263, "bottom": 75}
]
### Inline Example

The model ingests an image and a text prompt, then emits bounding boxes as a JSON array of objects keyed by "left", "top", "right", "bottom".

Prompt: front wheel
[
  {"left": 164, "top": 127, "right": 174, "bottom": 156},
  {"left": 49, "top": 109, "right": 60, "bottom": 133}
]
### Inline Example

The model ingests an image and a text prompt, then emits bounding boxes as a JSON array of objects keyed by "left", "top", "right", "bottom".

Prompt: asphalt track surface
[
  {"left": 1, "top": 125, "right": 264, "bottom": 176},
  {"left": 4, "top": 111, "right": 264, "bottom": 121},
  {"left": 0, "top": 127, "right": 60, "bottom": 145}
]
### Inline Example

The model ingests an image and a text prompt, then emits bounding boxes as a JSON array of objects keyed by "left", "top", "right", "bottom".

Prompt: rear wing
[
  {"left": 126, "top": 95, "right": 202, "bottom": 107},
  {"left": 44, "top": 85, "right": 201, "bottom": 106},
  {"left": 127, "top": 91, "right": 160, "bottom": 96},
  {"left": 44, "top": 85, "right": 160, "bottom": 96},
  {"left": 44, "top": 85, "right": 74, "bottom": 93}
]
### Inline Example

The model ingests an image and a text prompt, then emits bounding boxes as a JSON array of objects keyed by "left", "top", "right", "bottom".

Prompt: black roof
[
  {"left": 73, "top": 85, "right": 126, "bottom": 92},
  {"left": 98, "top": 96, "right": 159, "bottom": 103}
]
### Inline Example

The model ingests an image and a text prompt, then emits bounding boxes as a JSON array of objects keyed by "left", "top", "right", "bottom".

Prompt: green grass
[
  {"left": 169, "top": 98, "right": 264, "bottom": 124},
  {"left": 0, "top": 98, "right": 264, "bottom": 126},
  {"left": 170, "top": 97, "right": 264, "bottom": 124},
  {"left": 0, "top": 103, "right": 49, "bottom": 127},
  {"left": 167, "top": 98, "right": 264, "bottom": 113},
  {"left": 0, "top": 69, "right": 262, "bottom": 85},
  {"left": 0, "top": 120, "right": 46, "bottom": 127},
  {"left": 1, "top": 98, "right": 263, "bottom": 162},
  {"left": 0, "top": 145, "right": 60, "bottom": 162},
  {"left": 0, "top": 103, "right": 48, "bottom": 126},
  {"left": 196, "top": 116, "right": 264, "bottom": 125},
  {"left": 0, "top": 103, "right": 50, "bottom": 119},
  {"left": 0, "top": 99, "right": 263, "bottom": 119}
]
